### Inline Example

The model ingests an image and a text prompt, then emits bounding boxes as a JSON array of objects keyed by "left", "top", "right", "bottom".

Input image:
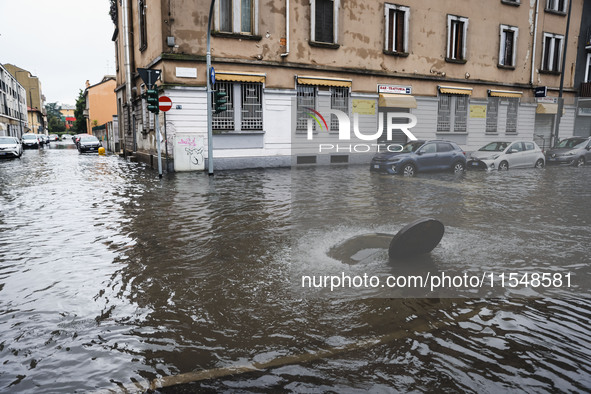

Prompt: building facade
[
  {"left": 0, "top": 64, "right": 28, "bottom": 137},
  {"left": 83, "top": 77, "right": 117, "bottom": 134},
  {"left": 573, "top": 0, "right": 591, "bottom": 136},
  {"left": 112, "top": 0, "right": 586, "bottom": 171},
  {"left": 4, "top": 64, "right": 47, "bottom": 135}
]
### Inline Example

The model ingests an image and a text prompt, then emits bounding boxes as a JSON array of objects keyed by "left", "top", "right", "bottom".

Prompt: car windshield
[
  {"left": 555, "top": 138, "right": 587, "bottom": 149},
  {"left": 22, "top": 135, "right": 37, "bottom": 140},
  {"left": 80, "top": 136, "right": 99, "bottom": 142},
  {"left": 400, "top": 141, "right": 425, "bottom": 153},
  {"left": 0, "top": 137, "right": 16, "bottom": 144},
  {"left": 479, "top": 142, "right": 509, "bottom": 152}
]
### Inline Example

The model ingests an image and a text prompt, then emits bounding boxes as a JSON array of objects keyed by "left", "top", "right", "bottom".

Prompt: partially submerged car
[
  {"left": 370, "top": 140, "right": 466, "bottom": 176},
  {"left": 468, "top": 141, "right": 545, "bottom": 171},
  {"left": 545, "top": 137, "right": 591, "bottom": 167},
  {"left": 77, "top": 135, "right": 102, "bottom": 153},
  {"left": 21, "top": 133, "right": 40, "bottom": 149},
  {"left": 0, "top": 136, "right": 23, "bottom": 158}
]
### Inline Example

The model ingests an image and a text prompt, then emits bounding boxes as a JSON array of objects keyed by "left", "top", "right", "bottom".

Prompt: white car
[
  {"left": 0, "top": 136, "right": 23, "bottom": 158},
  {"left": 21, "top": 133, "right": 40, "bottom": 149},
  {"left": 468, "top": 141, "right": 545, "bottom": 171}
]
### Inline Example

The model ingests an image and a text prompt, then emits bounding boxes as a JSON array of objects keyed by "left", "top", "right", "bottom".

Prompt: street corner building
[{"left": 110, "top": 0, "right": 591, "bottom": 172}]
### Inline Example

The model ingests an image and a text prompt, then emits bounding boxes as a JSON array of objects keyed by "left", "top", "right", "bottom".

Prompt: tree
[
  {"left": 73, "top": 89, "right": 87, "bottom": 133},
  {"left": 45, "top": 102, "right": 66, "bottom": 134}
]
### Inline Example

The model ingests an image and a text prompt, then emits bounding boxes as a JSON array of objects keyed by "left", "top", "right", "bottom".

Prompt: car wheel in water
[
  {"left": 575, "top": 157, "right": 585, "bottom": 167},
  {"left": 535, "top": 159, "right": 544, "bottom": 169},
  {"left": 498, "top": 161, "right": 509, "bottom": 171},
  {"left": 452, "top": 161, "right": 465, "bottom": 173},
  {"left": 402, "top": 163, "right": 416, "bottom": 177}
]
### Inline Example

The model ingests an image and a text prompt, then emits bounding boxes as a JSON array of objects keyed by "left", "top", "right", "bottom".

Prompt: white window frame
[
  {"left": 215, "top": 0, "right": 259, "bottom": 35},
  {"left": 541, "top": 32, "right": 564, "bottom": 72},
  {"left": 546, "top": 0, "right": 567, "bottom": 13},
  {"left": 499, "top": 25, "right": 518, "bottom": 67},
  {"left": 446, "top": 15, "right": 469, "bottom": 61},
  {"left": 310, "top": 0, "right": 340, "bottom": 44},
  {"left": 585, "top": 53, "right": 591, "bottom": 82},
  {"left": 384, "top": 4, "right": 410, "bottom": 53}
]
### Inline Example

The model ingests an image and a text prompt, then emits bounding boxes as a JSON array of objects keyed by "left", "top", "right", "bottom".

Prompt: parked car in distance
[
  {"left": 48, "top": 134, "right": 59, "bottom": 142},
  {"left": 73, "top": 134, "right": 91, "bottom": 146},
  {"left": 545, "top": 137, "right": 591, "bottom": 167},
  {"left": 468, "top": 141, "right": 545, "bottom": 171},
  {"left": 77, "top": 135, "right": 102, "bottom": 153},
  {"left": 370, "top": 140, "right": 466, "bottom": 176},
  {"left": 0, "top": 136, "right": 23, "bottom": 158},
  {"left": 21, "top": 133, "right": 40, "bottom": 149}
]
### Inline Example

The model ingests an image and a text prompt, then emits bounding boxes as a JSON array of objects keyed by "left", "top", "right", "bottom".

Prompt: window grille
[
  {"left": 297, "top": 85, "right": 316, "bottom": 131},
  {"left": 330, "top": 87, "right": 349, "bottom": 131},
  {"left": 454, "top": 95, "right": 468, "bottom": 132},
  {"left": 486, "top": 97, "right": 499, "bottom": 133},
  {"left": 506, "top": 98, "right": 519, "bottom": 133},
  {"left": 241, "top": 82, "right": 263, "bottom": 130},
  {"left": 437, "top": 95, "right": 451, "bottom": 132}
]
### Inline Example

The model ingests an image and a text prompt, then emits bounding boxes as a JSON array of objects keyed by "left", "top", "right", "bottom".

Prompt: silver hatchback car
[{"left": 468, "top": 141, "right": 545, "bottom": 171}]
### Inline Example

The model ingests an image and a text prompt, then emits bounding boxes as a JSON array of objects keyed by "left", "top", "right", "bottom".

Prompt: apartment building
[
  {"left": 112, "top": 0, "right": 585, "bottom": 171},
  {"left": 4, "top": 64, "right": 47, "bottom": 135},
  {"left": 83, "top": 76, "right": 117, "bottom": 133},
  {"left": 0, "top": 64, "right": 28, "bottom": 137}
]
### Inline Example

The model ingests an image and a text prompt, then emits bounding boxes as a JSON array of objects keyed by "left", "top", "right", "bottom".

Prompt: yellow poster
[
  {"left": 470, "top": 105, "right": 487, "bottom": 118},
  {"left": 352, "top": 99, "right": 376, "bottom": 115}
]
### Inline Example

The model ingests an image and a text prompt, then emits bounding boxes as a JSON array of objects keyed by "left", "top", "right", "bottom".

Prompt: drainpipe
[
  {"left": 121, "top": 0, "right": 134, "bottom": 156},
  {"left": 280, "top": 0, "right": 289, "bottom": 57},
  {"left": 530, "top": 0, "right": 540, "bottom": 85},
  {"left": 552, "top": 0, "right": 573, "bottom": 147}
]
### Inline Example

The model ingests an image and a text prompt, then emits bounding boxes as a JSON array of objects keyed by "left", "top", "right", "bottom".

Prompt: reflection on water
[{"left": 0, "top": 147, "right": 590, "bottom": 392}]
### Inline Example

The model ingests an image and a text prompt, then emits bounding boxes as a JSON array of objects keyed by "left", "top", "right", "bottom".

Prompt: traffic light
[
  {"left": 214, "top": 90, "right": 227, "bottom": 114},
  {"left": 146, "top": 88, "right": 159, "bottom": 113}
]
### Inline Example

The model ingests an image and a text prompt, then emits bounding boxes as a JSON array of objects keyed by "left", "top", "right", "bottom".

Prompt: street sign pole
[
  {"left": 206, "top": 0, "right": 216, "bottom": 176},
  {"left": 156, "top": 113, "right": 162, "bottom": 178}
]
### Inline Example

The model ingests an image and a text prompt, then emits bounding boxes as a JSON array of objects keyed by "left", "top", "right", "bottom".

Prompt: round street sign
[{"left": 159, "top": 96, "right": 173, "bottom": 112}]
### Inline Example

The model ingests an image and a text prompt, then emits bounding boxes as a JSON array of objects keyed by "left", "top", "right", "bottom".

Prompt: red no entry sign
[{"left": 159, "top": 96, "right": 172, "bottom": 112}]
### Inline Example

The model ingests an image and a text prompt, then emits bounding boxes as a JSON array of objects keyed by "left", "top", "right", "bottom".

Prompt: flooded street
[{"left": 1, "top": 144, "right": 591, "bottom": 392}]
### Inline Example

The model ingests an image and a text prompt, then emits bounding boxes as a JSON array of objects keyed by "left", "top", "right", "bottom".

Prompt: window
[
  {"left": 486, "top": 97, "right": 499, "bottom": 133},
  {"left": 499, "top": 25, "right": 518, "bottom": 67},
  {"left": 311, "top": 0, "right": 338, "bottom": 44},
  {"left": 541, "top": 33, "right": 564, "bottom": 72},
  {"left": 384, "top": 4, "right": 409, "bottom": 53},
  {"left": 501, "top": 0, "right": 520, "bottom": 5},
  {"left": 212, "top": 82, "right": 263, "bottom": 132},
  {"left": 437, "top": 142, "right": 454, "bottom": 152},
  {"left": 437, "top": 94, "right": 469, "bottom": 132},
  {"left": 217, "top": 0, "right": 257, "bottom": 35},
  {"left": 297, "top": 85, "right": 316, "bottom": 131},
  {"left": 585, "top": 53, "right": 591, "bottom": 82},
  {"left": 138, "top": 0, "right": 147, "bottom": 51},
  {"left": 506, "top": 98, "right": 519, "bottom": 133},
  {"left": 330, "top": 87, "right": 349, "bottom": 131},
  {"left": 546, "top": 0, "right": 567, "bottom": 13},
  {"left": 447, "top": 15, "right": 469, "bottom": 61}
]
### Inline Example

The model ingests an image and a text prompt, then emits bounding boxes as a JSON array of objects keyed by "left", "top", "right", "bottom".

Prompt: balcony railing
[{"left": 581, "top": 82, "right": 591, "bottom": 98}]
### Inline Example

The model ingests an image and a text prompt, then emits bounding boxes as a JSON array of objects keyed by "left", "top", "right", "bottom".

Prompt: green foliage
[
  {"left": 45, "top": 102, "right": 66, "bottom": 133},
  {"left": 73, "top": 89, "right": 87, "bottom": 133}
]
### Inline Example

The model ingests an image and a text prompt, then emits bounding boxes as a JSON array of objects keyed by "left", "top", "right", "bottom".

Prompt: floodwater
[{"left": 1, "top": 143, "right": 590, "bottom": 392}]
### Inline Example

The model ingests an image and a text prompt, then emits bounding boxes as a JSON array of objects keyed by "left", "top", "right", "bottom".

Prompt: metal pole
[
  {"left": 164, "top": 111, "right": 169, "bottom": 172},
  {"left": 206, "top": 0, "right": 215, "bottom": 176},
  {"left": 156, "top": 112, "right": 162, "bottom": 178},
  {"left": 552, "top": 0, "right": 573, "bottom": 147}
]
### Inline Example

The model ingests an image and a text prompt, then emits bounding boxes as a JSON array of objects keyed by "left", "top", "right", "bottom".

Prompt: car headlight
[
  {"left": 492, "top": 154, "right": 500, "bottom": 160},
  {"left": 566, "top": 150, "right": 576, "bottom": 156}
]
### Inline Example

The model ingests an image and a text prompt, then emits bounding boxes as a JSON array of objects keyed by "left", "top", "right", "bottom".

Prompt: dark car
[
  {"left": 73, "top": 133, "right": 91, "bottom": 146},
  {"left": 370, "top": 140, "right": 466, "bottom": 176},
  {"left": 77, "top": 135, "right": 102, "bottom": 153},
  {"left": 545, "top": 137, "right": 591, "bottom": 167}
]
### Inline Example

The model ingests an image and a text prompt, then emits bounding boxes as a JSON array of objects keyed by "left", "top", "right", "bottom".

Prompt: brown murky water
[{"left": 1, "top": 143, "right": 590, "bottom": 392}]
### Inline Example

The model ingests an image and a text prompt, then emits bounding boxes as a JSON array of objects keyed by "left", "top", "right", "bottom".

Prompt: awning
[
  {"left": 536, "top": 103, "right": 565, "bottom": 114},
  {"left": 215, "top": 71, "right": 266, "bottom": 83},
  {"left": 297, "top": 76, "right": 352, "bottom": 87},
  {"left": 438, "top": 86, "right": 473, "bottom": 95},
  {"left": 378, "top": 94, "right": 417, "bottom": 108},
  {"left": 488, "top": 89, "right": 523, "bottom": 98}
]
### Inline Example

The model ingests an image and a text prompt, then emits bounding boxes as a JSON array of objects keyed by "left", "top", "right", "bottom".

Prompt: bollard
[{"left": 98, "top": 147, "right": 106, "bottom": 156}]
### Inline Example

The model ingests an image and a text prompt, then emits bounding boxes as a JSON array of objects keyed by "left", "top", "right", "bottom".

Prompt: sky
[{"left": 0, "top": 0, "right": 115, "bottom": 106}]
